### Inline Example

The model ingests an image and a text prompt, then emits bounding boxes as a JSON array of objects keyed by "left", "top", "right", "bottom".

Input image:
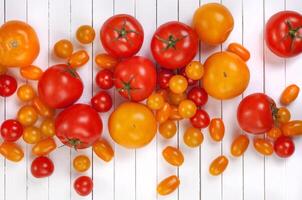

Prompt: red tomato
[
  {"left": 237, "top": 93, "right": 275, "bottom": 134},
  {"left": 266, "top": 11, "right": 302, "bottom": 57},
  {"left": 0, "top": 74, "right": 17, "bottom": 97},
  {"left": 190, "top": 109, "right": 210, "bottom": 129},
  {"left": 114, "top": 56, "right": 156, "bottom": 102},
  {"left": 274, "top": 136, "right": 295, "bottom": 158},
  {"left": 95, "top": 69, "right": 114, "bottom": 90},
  {"left": 31, "top": 156, "right": 54, "bottom": 178},
  {"left": 74, "top": 176, "right": 93, "bottom": 196},
  {"left": 158, "top": 69, "right": 174, "bottom": 89},
  {"left": 187, "top": 86, "right": 208, "bottom": 107},
  {"left": 0, "top": 119, "right": 23, "bottom": 142},
  {"left": 55, "top": 104, "right": 103, "bottom": 149},
  {"left": 179, "top": 67, "right": 198, "bottom": 86},
  {"left": 38, "top": 64, "right": 83, "bottom": 109},
  {"left": 100, "top": 14, "right": 144, "bottom": 58},
  {"left": 91, "top": 91, "right": 112, "bottom": 112},
  {"left": 151, "top": 21, "right": 198, "bottom": 70}
]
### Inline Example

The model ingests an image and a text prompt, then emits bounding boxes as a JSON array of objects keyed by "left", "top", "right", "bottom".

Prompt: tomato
[
  {"left": 95, "top": 69, "right": 114, "bottom": 90},
  {"left": 0, "top": 20, "right": 39, "bottom": 67},
  {"left": 190, "top": 109, "right": 210, "bottom": 129},
  {"left": 92, "top": 139, "right": 114, "bottom": 162},
  {"left": 280, "top": 84, "right": 299, "bottom": 105},
  {"left": 53, "top": 39, "right": 73, "bottom": 59},
  {"left": 185, "top": 61, "right": 204, "bottom": 80},
  {"left": 109, "top": 102, "right": 156, "bottom": 148},
  {"left": 168, "top": 90, "right": 186, "bottom": 106},
  {"left": 169, "top": 75, "right": 188, "bottom": 94},
  {"left": 159, "top": 120, "right": 177, "bottom": 139},
  {"left": 253, "top": 138, "right": 273, "bottom": 156},
  {"left": 209, "top": 118, "right": 225, "bottom": 142},
  {"left": 266, "top": 127, "right": 282, "bottom": 140},
  {"left": 76, "top": 25, "right": 95, "bottom": 44},
  {"left": 231, "top": 135, "right": 249, "bottom": 157},
  {"left": 169, "top": 105, "right": 183, "bottom": 121},
  {"left": 73, "top": 155, "right": 91, "bottom": 172},
  {"left": 281, "top": 120, "right": 302, "bottom": 136},
  {"left": 147, "top": 93, "right": 165, "bottom": 110},
  {"left": 274, "top": 136, "right": 295, "bottom": 158},
  {"left": 156, "top": 103, "right": 172, "bottom": 124},
  {"left": 227, "top": 43, "right": 250, "bottom": 61},
  {"left": 151, "top": 21, "right": 198, "bottom": 70},
  {"left": 0, "top": 65, "right": 7, "bottom": 74},
  {"left": 209, "top": 155, "right": 229, "bottom": 176},
  {"left": 114, "top": 56, "right": 156, "bottom": 102},
  {"left": 74, "top": 176, "right": 93, "bottom": 196},
  {"left": 20, "top": 65, "right": 43, "bottom": 80},
  {"left": 183, "top": 127, "right": 204, "bottom": 148},
  {"left": 95, "top": 53, "right": 118, "bottom": 70},
  {"left": 68, "top": 50, "right": 89, "bottom": 68},
  {"left": 265, "top": 11, "right": 302, "bottom": 57},
  {"left": 157, "top": 89, "right": 169, "bottom": 102},
  {"left": 179, "top": 67, "right": 198, "bottom": 86},
  {"left": 17, "top": 84, "right": 35, "bottom": 102},
  {"left": 1, "top": 119, "right": 23, "bottom": 142},
  {"left": 22, "top": 126, "right": 41, "bottom": 144},
  {"left": 38, "top": 64, "right": 83, "bottom": 109},
  {"left": 158, "top": 69, "right": 174, "bottom": 89},
  {"left": 187, "top": 86, "right": 208, "bottom": 107},
  {"left": 0, "top": 142, "right": 24, "bottom": 162},
  {"left": 32, "top": 96, "right": 55, "bottom": 118},
  {"left": 193, "top": 3, "right": 234, "bottom": 45},
  {"left": 100, "top": 14, "right": 144, "bottom": 58},
  {"left": 32, "top": 138, "right": 57, "bottom": 156},
  {"left": 157, "top": 175, "right": 180, "bottom": 196},
  {"left": 162, "top": 146, "right": 184, "bottom": 167},
  {"left": 178, "top": 100, "right": 197, "bottom": 118},
  {"left": 17, "top": 105, "right": 38, "bottom": 126},
  {"left": 277, "top": 107, "right": 291, "bottom": 124},
  {"left": 55, "top": 104, "right": 103, "bottom": 149},
  {"left": 40, "top": 118, "right": 55, "bottom": 137},
  {"left": 237, "top": 93, "right": 276, "bottom": 134},
  {"left": 0, "top": 74, "right": 17, "bottom": 97},
  {"left": 31, "top": 156, "right": 54, "bottom": 178},
  {"left": 91, "top": 91, "right": 112, "bottom": 113},
  {"left": 203, "top": 44, "right": 250, "bottom": 100}
]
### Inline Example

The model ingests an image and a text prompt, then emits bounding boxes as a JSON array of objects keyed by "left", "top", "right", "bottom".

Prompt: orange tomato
[
  {"left": 22, "top": 126, "right": 41, "bottom": 144},
  {"left": 157, "top": 175, "right": 180, "bottom": 196},
  {"left": 0, "top": 142, "right": 24, "bottom": 162},
  {"left": 156, "top": 89, "right": 169, "bottom": 102},
  {"left": 281, "top": 120, "right": 302, "bottom": 136},
  {"left": 277, "top": 107, "right": 291, "bottom": 124},
  {"left": 209, "top": 155, "right": 229, "bottom": 176},
  {"left": 32, "top": 96, "right": 55, "bottom": 118},
  {"left": 162, "top": 146, "right": 184, "bottom": 167},
  {"left": 147, "top": 93, "right": 165, "bottom": 110},
  {"left": 183, "top": 127, "right": 204, "bottom": 148},
  {"left": 159, "top": 120, "right": 177, "bottom": 139},
  {"left": 76, "top": 25, "right": 95, "bottom": 44},
  {"left": 156, "top": 102, "right": 172, "bottom": 124},
  {"left": 95, "top": 53, "right": 118, "bottom": 70},
  {"left": 17, "top": 84, "right": 36, "bottom": 102},
  {"left": 68, "top": 50, "right": 89, "bottom": 68},
  {"left": 54, "top": 39, "right": 73, "bottom": 59},
  {"left": 0, "top": 20, "right": 40, "bottom": 67},
  {"left": 168, "top": 75, "right": 188, "bottom": 94},
  {"left": 73, "top": 155, "right": 91, "bottom": 172},
  {"left": 0, "top": 65, "right": 7, "bottom": 74},
  {"left": 20, "top": 65, "right": 43, "bottom": 80},
  {"left": 178, "top": 99, "right": 197, "bottom": 118},
  {"left": 227, "top": 43, "right": 250, "bottom": 61},
  {"left": 169, "top": 105, "right": 183, "bottom": 121},
  {"left": 185, "top": 61, "right": 204, "bottom": 80},
  {"left": 17, "top": 105, "right": 38, "bottom": 126},
  {"left": 253, "top": 138, "right": 273, "bottom": 156},
  {"left": 168, "top": 91, "right": 186, "bottom": 106},
  {"left": 266, "top": 127, "right": 282, "bottom": 139},
  {"left": 280, "top": 84, "right": 300, "bottom": 105},
  {"left": 209, "top": 118, "right": 225, "bottom": 142},
  {"left": 92, "top": 139, "right": 114, "bottom": 162},
  {"left": 231, "top": 135, "right": 249, "bottom": 157},
  {"left": 32, "top": 138, "right": 57, "bottom": 156},
  {"left": 40, "top": 118, "right": 55, "bottom": 137}
]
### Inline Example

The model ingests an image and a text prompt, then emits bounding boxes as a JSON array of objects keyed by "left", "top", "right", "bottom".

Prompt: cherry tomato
[
  {"left": 73, "top": 155, "right": 91, "bottom": 172},
  {"left": 40, "top": 118, "right": 55, "bottom": 137},
  {"left": 281, "top": 120, "right": 302, "bottom": 136},
  {"left": 158, "top": 69, "right": 174, "bottom": 89},
  {"left": 17, "top": 84, "right": 35, "bottom": 102},
  {"left": 179, "top": 67, "right": 198, "bottom": 86},
  {"left": 22, "top": 126, "right": 41, "bottom": 144},
  {"left": 54, "top": 39, "right": 73, "bottom": 59},
  {"left": 95, "top": 53, "right": 118, "bottom": 70},
  {"left": 190, "top": 109, "right": 210, "bottom": 129},
  {"left": 169, "top": 75, "right": 188, "bottom": 94},
  {"left": 0, "top": 74, "right": 17, "bottom": 97},
  {"left": 185, "top": 61, "right": 204, "bottom": 80},
  {"left": 68, "top": 50, "right": 89, "bottom": 68},
  {"left": 253, "top": 138, "right": 273, "bottom": 156},
  {"left": 0, "top": 142, "right": 24, "bottom": 162},
  {"left": 209, "top": 118, "right": 225, "bottom": 142},
  {"left": 187, "top": 87, "right": 208, "bottom": 107},
  {"left": 32, "top": 138, "right": 57, "bottom": 156},
  {"left": 274, "top": 136, "right": 295, "bottom": 158},
  {"left": 20, "top": 65, "right": 43, "bottom": 80},
  {"left": 147, "top": 93, "right": 165, "bottom": 110},
  {"left": 31, "top": 156, "right": 54, "bottom": 178},
  {"left": 178, "top": 100, "right": 197, "bottom": 118},
  {"left": 0, "top": 119, "right": 23, "bottom": 142},
  {"left": 17, "top": 105, "right": 38, "bottom": 126},
  {"left": 74, "top": 176, "right": 93, "bottom": 196},
  {"left": 162, "top": 146, "right": 184, "bottom": 167},
  {"left": 157, "top": 89, "right": 169, "bottom": 102},
  {"left": 209, "top": 155, "right": 229, "bottom": 176},
  {"left": 227, "top": 43, "right": 250, "bottom": 61},
  {"left": 0, "top": 65, "right": 7, "bottom": 74},
  {"left": 168, "top": 90, "right": 186, "bottom": 106},
  {"left": 157, "top": 175, "right": 180, "bottom": 196},
  {"left": 266, "top": 127, "right": 282, "bottom": 140},
  {"left": 231, "top": 134, "right": 249, "bottom": 157},
  {"left": 280, "top": 84, "right": 299, "bottom": 105},
  {"left": 183, "top": 127, "right": 204, "bottom": 148},
  {"left": 277, "top": 107, "right": 291, "bottom": 124},
  {"left": 169, "top": 105, "right": 183, "bottom": 121},
  {"left": 159, "top": 120, "right": 177, "bottom": 139},
  {"left": 32, "top": 96, "right": 55, "bottom": 118},
  {"left": 91, "top": 91, "right": 113, "bottom": 112},
  {"left": 95, "top": 69, "right": 114, "bottom": 90},
  {"left": 92, "top": 139, "right": 114, "bottom": 162},
  {"left": 76, "top": 25, "right": 95, "bottom": 44},
  {"left": 156, "top": 103, "right": 172, "bottom": 124}
]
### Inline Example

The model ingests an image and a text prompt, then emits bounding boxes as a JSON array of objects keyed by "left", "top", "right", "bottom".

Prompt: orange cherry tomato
[
  {"left": 280, "top": 84, "right": 300, "bottom": 105},
  {"left": 17, "top": 84, "right": 36, "bottom": 102},
  {"left": 169, "top": 105, "right": 183, "bottom": 121},
  {"left": 32, "top": 138, "right": 57, "bottom": 156},
  {"left": 227, "top": 42, "right": 250, "bottom": 61},
  {"left": 95, "top": 53, "right": 118, "bottom": 70},
  {"left": 32, "top": 96, "right": 54, "bottom": 118},
  {"left": 162, "top": 146, "right": 184, "bottom": 167},
  {"left": 209, "top": 155, "right": 229, "bottom": 176},
  {"left": 266, "top": 127, "right": 282, "bottom": 139},
  {"left": 40, "top": 118, "right": 55, "bottom": 137},
  {"left": 231, "top": 134, "right": 249, "bottom": 157},
  {"left": 0, "top": 65, "right": 7, "bottom": 74},
  {"left": 0, "top": 142, "right": 24, "bottom": 162},
  {"left": 178, "top": 100, "right": 197, "bottom": 118},
  {"left": 68, "top": 50, "right": 89, "bottom": 68},
  {"left": 73, "top": 155, "right": 91, "bottom": 172},
  {"left": 281, "top": 120, "right": 302, "bottom": 136},
  {"left": 253, "top": 138, "right": 273, "bottom": 156},
  {"left": 156, "top": 89, "right": 169, "bottom": 102},
  {"left": 159, "top": 120, "right": 177, "bottom": 139},
  {"left": 209, "top": 118, "right": 225, "bottom": 142},
  {"left": 92, "top": 139, "right": 114, "bottom": 162},
  {"left": 76, "top": 25, "right": 95, "bottom": 44},
  {"left": 54, "top": 39, "right": 73, "bottom": 59},
  {"left": 277, "top": 107, "right": 291, "bottom": 124},
  {"left": 20, "top": 65, "right": 43, "bottom": 80},
  {"left": 168, "top": 75, "right": 188, "bottom": 94},
  {"left": 157, "top": 175, "right": 180, "bottom": 196},
  {"left": 147, "top": 93, "right": 165, "bottom": 110},
  {"left": 156, "top": 103, "right": 172, "bottom": 123},
  {"left": 168, "top": 91, "right": 186, "bottom": 106},
  {"left": 185, "top": 61, "right": 204, "bottom": 80},
  {"left": 22, "top": 126, "right": 41, "bottom": 144},
  {"left": 17, "top": 105, "right": 38, "bottom": 126},
  {"left": 183, "top": 127, "right": 204, "bottom": 148}
]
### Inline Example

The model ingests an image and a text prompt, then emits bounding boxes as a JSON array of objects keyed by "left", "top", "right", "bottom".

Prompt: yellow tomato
[
  {"left": 76, "top": 25, "right": 95, "bottom": 44},
  {"left": 40, "top": 118, "right": 55, "bottom": 137},
  {"left": 54, "top": 39, "right": 73, "bottom": 59},
  {"left": 147, "top": 93, "right": 165, "bottom": 110},
  {"left": 17, "top": 84, "right": 35, "bottom": 102},
  {"left": 168, "top": 75, "right": 188, "bottom": 94},
  {"left": 185, "top": 61, "right": 204, "bottom": 80},
  {"left": 183, "top": 127, "right": 204, "bottom": 148},
  {"left": 22, "top": 126, "right": 41, "bottom": 144},
  {"left": 159, "top": 120, "right": 177, "bottom": 139},
  {"left": 73, "top": 155, "right": 91, "bottom": 172},
  {"left": 178, "top": 100, "right": 197, "bottom": 118},
  {"left": 17, "top": 105, "right": 38, "bottom": 126},
  {"left": 20, "top": 65, "right": 43, "bottom": 80}
]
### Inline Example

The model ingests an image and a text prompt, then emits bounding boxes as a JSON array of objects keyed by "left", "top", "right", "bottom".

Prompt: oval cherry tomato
[
  {"left": 209, "top": 155, "right": 229, "bottom": 176},
  {"left": 92, "top": 139, "right": 114, "bottom": 162},
  {"left": 74, "top": 176, "right": 93, "bottom": 196},
  {"left": 22, "top": 126, "right": 41, "bottom": 144},
  {"left": 0, "top": 74, "right": 17, "bottom": 97},
  {"left": 53, "top": 39, "right": 73, "bottom": 59},
  {"left": 147, "top": 93, "right": 165, "bottom": 110},
  {"left": 76, "top": 25, "right": 95, "bottom": 44},
  {"left": 158, "top": 69, "right": 174, "bottom": 89},
  {"left": 169, "top": 75, "right": 188, "bottom": 94},
  {"left": 156, "top": 103, "right": 172, "bottom": 124},
  {"left": 20, "top": 65, "right": 43, "bottom": 80},
  {"left": 32, "top": 138, "right": 57, "bottom": 156},
  {"left": 73, "top": 155, "right": 91, "bottom": 172},
  {"left": 190, "top": 109, "right": 210, "bottom": 129},
  {"left": 95, "top": 69, "right": 114, "bottom": 90},
  {"left": 40, "top": 118, "right": 55, "bottom": 137},
  {"left": 32, "top": 96, "right": 55, "bottom": 118},
  {"left": 157, "top": 175, "right": 180, "bottom": 196},
  {"left": 91, "top": 91, "right": 113, "bottom": 112},
  {"left": 0, "top": 119, "right": 23, "bottom": 142},
  {"left": 0, "top": 142, "right": 24, "bottom": 162},
  {"left": 185, "top": 61, "right": 204, "bottom": 80},
  {"left": 183, "top": 127, "right": 204, "bottom": 148},
  {"left": 227, "top": 42, "right": 250, "bottom": 61},
  {"left": 68, "top": 50, "right": 89, "bottom": 68},
  {"left": 277, "top": 107, "right": 291, "bottom": 124},
  {"left": 209, "top": 118, "right": 225, "bottom": 142},
  {"left": 281, "top": 120, "right": 302, "bottom": 136},
  {"left": 95, "top": 53, "right": 118, "bottom": 70},
  {"left": 179, "top": 67, "right": 198, "bottom": 86},
  {"left": 159, "top": 120, "right": 177, "bottom": 139},
  {"left": 168, "top": 91, "right": 186, "bottom": 106},
  {"left": 266, "top": 127, "right": 282, "bottom": 140},
  {"left": 31, "top": 156, "right": 54, "bottom": 178},
  {"left": 178, "top": 100, "right": 197, "bottom": 118},
  {"left": 274, "top": 136, "right": 295, "bottom": 158},
  {"left": 231, "top": 135, "right": 249, "bottom": 157},
  {"left": 17, "top": 105, "right": 38, "bottom": 126},
  {"left": 253, "top": 138, "right": 273, "bottom": 156},
  {"left": 169, "top": 105, "right": 183, "bottom": 121},
  {"left": 280, "top": 84, "right": 299, "bottom": 105},
  {"left": 162, "top": 146, "right": 184, "bottom": 167},
  {"left": 187, "top": 86, "right": 208, "bottom": 107},
  {"left": 17, "top": 84, "right": 36, "bottom": 102}
]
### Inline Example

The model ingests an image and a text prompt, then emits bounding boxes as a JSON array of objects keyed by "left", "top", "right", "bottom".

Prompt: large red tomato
[
  {"left": 55, "top": 104, "right": 103, "bottom": 149},
  {"left": 237, "top": 93, "right": 276, "bottom": 135},
  {"left": 151, "top": 21, "right": 198, "bottom": 70},
  {"left": 265, "top": 11, "right": 302, "bottom": 57},
  {"left": 114, "top": 56, "right": 156, "bottom": 102},
  {"left": 100, "top": 14, "right": 144, "bottom": 58},
  {"left": 38, "top": 64, "right": 83, "bottom": 109}
]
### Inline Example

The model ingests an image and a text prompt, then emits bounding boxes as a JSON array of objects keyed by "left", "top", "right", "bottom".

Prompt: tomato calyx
[
  {"left": 155, "top": 34, "right": 187, "bottom": 50},
  {"left": 284, "top": 20, "right": 302, "bottom": 50},
  {"left": 270, "top": 102, "right": 280, "bottom": 126},
  {"left": 117, "top": 76, "right": 141, "bottom": 100},
  {"left": 113, "top": 20, "right": 139, "bottom": 42},
  {"left": 64, "top": 67, "right": 79, "bottom": 79}
]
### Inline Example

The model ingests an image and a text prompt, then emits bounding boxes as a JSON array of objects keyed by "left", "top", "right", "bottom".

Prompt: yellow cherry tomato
[
  {"left": 147, "top": 93, "right": 165, "bottom": 110},
  {"left": 17, "top": 84, "right": 36, "bottom": 102},
  {"left": 231, "top": 134, "right": 249, "bottom": 157},
  {"left": 253, "top": 138, "right": 273, "bottom": 156},
  {"left": 32, "top": 138, "right": 57, "bottom": 156},
  {"left": 40, "top": 118, "right": 55, "bottom": 137},
  {"left": 162, "top": 146, "right": 184, "bottom": 167},
  {"left": 183, "top": 127, "right": 204, "bottom": 148},
  {"left": 20, "top": 65, "right": 43, "bottom": 80},
  {"left": 169, "top": 105, "right": 183, "bottom": 121},
  {"left": 92, "top": 139, "right": 114, "bottom": 162},
  {"left": 168, "top": 75, "right": 188, "bottom": 94},
  {"left": 178, "top": 100, "right": 197, "bottom": 118},
  {"left": 159, "top": 120, "right": 177, "bottom": 139},
  {"left": 32, "top": 96, "right": 54, "bottom": 118},
  {"left": 22, "top": 126, "right": 41, "bottom": 144},
  {"left": 266, "top": 127, "right": 282, "bottom": 140},
  {"left": 95, "top": 53, "right": 118, "bottom": 70},
  {"left": 209, "top": 118, "right": 225, "bottom": 142},
  {"left": 156, "top": 102, "right": 172, "bottom": 124},
  {"left": 17, "top": 105, "right": 38, "bottom": 126},
  {"left": 168, "top": 90, "right": 186, "bottom": 106},
  {"left": 277, "top": 107, "right": 291, "bottom": 124},
  {"left": 54, "top": 39, "right": 73, "bottom": 59},
  {"left": 68, "top": 50, "right": 89, "bottom": 68},
  {"left": 209, "top": 155, "right": 229, "bottom": 176},
  {"left": 73, "top": 155, "right": 91, "bottom": 172},
  {"left": 280, "top": 84, "right": 300, "bottom": 105},
  {"left": 76, "top": 25, "right": 95, "bottom": 44},
  {"left": 157, "top": 175, "right": 180, "bottom": 196},
  {"left": 185, "top": 61, "right": 204, "bottom": 80},
  {"left": 0, "top": 142, "right": 24, "bottom": 162}
]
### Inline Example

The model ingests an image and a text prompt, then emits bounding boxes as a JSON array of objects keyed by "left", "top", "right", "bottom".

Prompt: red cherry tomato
[
  {"left": 190, "top": 109, "right": 210, "bottom": 129},
  {"left": 0, "top": 74, "right": 17, "bottom": 97},
  {"left": 1, "top": 119, "right": 23, "bottom": 142},
  {"left": 274, "top": 136, "right": 295, "bottom": 158},
  {"left": 95, "top": 69, "right": 114, "bottom": 90},
  {"left": 158, "top": 69, "right": 174, "bottom": 89},
  {"left": 31, "top": 156, "right": 54, "bottom": 178},
  {"left": 187, "top": 86, "right": 208, "bottom": 107},
  {"left": 91, "top": 91, "right": 113, "bottom": 112},
  {"left": 74, "top": 176, "right": 93, "bottom": 196}
]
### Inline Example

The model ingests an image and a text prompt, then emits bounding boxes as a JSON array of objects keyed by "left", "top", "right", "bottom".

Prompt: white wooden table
[{"left": 1, "top": 0, "right": 302, "bottom": 200}]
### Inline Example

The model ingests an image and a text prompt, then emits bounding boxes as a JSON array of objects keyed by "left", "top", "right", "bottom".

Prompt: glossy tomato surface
[{"left": 31, "top": 156, "right": 54, "bottom": 178}]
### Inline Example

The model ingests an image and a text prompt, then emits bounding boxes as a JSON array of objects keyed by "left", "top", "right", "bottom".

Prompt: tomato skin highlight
[
  {"left": 209, "top": 118, "right": 225, "bottom": 142},
  {"left": 280, "top": 84, "right": 299, "bottom": 105},
  {"left": 0, "top": 142, "right": 24, "bottom": 162},
  {"left": 74, "top": 176, "right": 93, "bottom": 196},
  {"left": 1, "top": 119, "right": 23, "bottom": 142},
  {"left": 253, "top": 138, "right": 273, "bottom": 156},
  {"left": 209, "top": 155, "right": 229, "bottom": 176},
  {"left": 31, "top": 156, "right": 54, "bottom": 178},
  {"left": 157, "top": 175, "right": 180, "bottom": 196},
  {"left": 231, "top": 135, "right": 249, "bottom": 157},
  {"left": 92, "top": 139, "right": 114, "bottom": 162},
  {"left": 162, "top": 146, "right": 184, "bottom": 167},
  {"left": 274, "top": 136, "right": 295, "bottom": 158}
]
